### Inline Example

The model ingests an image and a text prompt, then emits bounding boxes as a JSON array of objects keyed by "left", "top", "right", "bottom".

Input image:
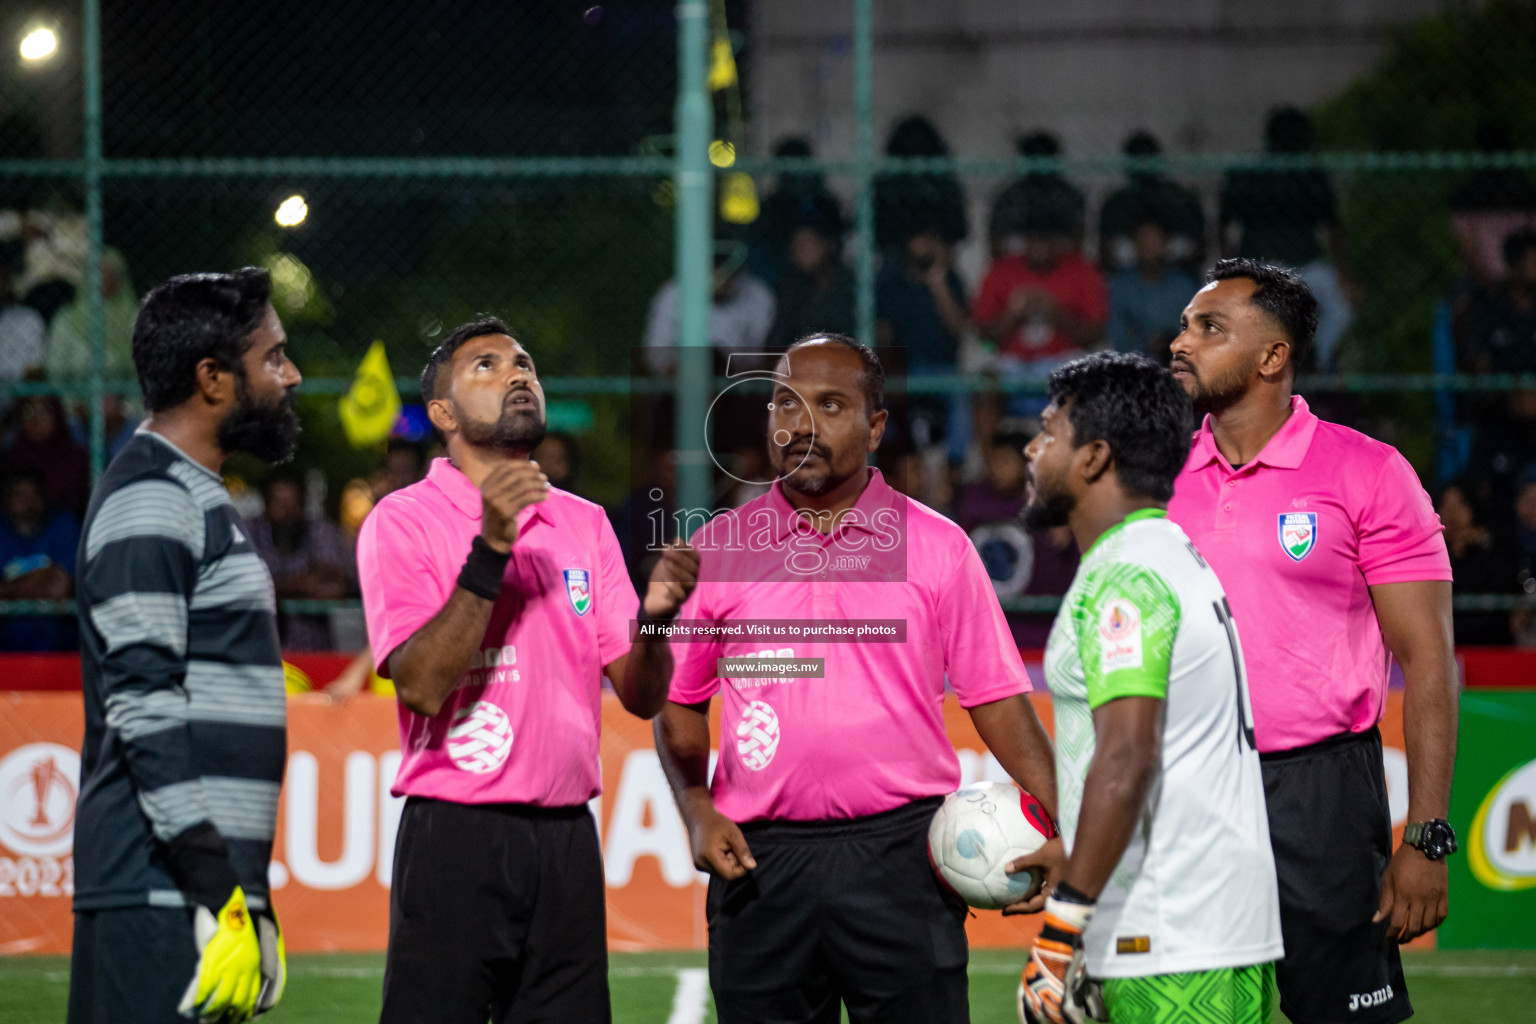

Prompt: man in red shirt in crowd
[{"left": 975, "top": 233, "right": 1107, "bottom": 370}]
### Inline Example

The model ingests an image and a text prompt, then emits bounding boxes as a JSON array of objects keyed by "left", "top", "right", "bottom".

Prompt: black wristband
[
  {"left": 1051, "top": 881, "right": 1097, "bottom": 906},
  {"left": 458, "top": 535, "right": 511, "bottom": 601},
  {"left": 162, "top": 821, "right": 239, "bottom": 912}
]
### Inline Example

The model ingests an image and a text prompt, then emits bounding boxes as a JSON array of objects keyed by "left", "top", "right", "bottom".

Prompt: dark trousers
[
  {"left": 1262, "top": 727, "right": 1413, "bottom": 1024},
  {"left": 68, "top": 906, "right": 197, "bottom": 1024},
  {"left": 706, "top": 797, "right": 970, "bottom": 1024},
  {"left": 380, "top": 798, "right": 610, "bottom": 1024}
]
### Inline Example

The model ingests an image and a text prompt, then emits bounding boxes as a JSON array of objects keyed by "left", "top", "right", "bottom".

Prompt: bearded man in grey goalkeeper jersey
[{"left": 69, "top": 268, "right": 301, "bottom": 1024}]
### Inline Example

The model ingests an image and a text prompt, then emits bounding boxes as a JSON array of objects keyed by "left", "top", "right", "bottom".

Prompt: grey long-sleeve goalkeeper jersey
[{"left": 72, "top": 429, "right": 286, "bottom": 911}]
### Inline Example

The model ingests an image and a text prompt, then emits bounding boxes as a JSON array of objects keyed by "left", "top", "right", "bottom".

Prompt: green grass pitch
[{"left": 3, "top": 948, "right": 1532, "bottom": 1022}]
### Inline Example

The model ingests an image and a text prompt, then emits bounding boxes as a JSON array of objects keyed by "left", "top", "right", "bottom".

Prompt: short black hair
[
  {"left": 421, "top": 315, "right": 514, "bottom": 403},
  {"left": 786, "top": 333, "right": 885, "bottom": 418},
  {"left": 1208, "top": 258, "right": 1318, "bottom": 372},
  {"left": 1047, "top": 352, "right": 1192, "bottom": 502},
  {"left": 132, "top": 267, "right": 272, "bottom": 412},
  {"left": 1504, "top": 228, "right": 1536, "bottom": 269}
]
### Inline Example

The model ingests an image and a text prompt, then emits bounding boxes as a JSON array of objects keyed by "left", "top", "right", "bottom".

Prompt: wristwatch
[{"left": 1402, "top": 819, "right": 1458, "bottom": 860}]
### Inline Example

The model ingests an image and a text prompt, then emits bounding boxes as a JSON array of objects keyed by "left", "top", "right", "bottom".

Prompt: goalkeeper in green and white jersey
[{"left": 1013, "top": 352, "right": 1282, "bottom": 1024}]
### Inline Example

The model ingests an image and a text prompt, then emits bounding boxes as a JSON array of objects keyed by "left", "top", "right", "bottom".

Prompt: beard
[
  {"left": 1181, "top": 360, "right": 1254, "bottom": 417},
  {"left": 1021, "top": 472, "right": 1075, "bottom": 532},
  {"left": 218, "top": 373, "right": 300, "bottom": 463},
  {"left": 461, "top": 401, "right": 546, "bottom": 455},
  {"left": 771, "top": 439, "right": 853, "bottom": 497}
]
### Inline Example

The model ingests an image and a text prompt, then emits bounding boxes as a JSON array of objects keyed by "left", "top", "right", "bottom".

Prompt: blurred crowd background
[{"left": 4, "top": 0, "right": 1536, "bottom": 653}]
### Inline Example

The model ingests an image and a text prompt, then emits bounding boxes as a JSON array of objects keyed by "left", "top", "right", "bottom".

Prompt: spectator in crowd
[
  {"left": 0, "top": 467, "right": 78, "bottom": 651},
  {"left": 1436, "top": 479, "right": 1514, "bottom": 646},
  {"left": 247, "top": 469, "right": 356, "bottom": 651},
  {"left": 1106, "top": 218, "right": 1200, "bottom": 359},
  {"left": 974, "top": 215, "right": 1107, "bottom": 371},
  {"left": 643, "top": 241, "right": 775, "bottom": 371},
  {"left": 1514, "top": 466, "right": 1536, "bottom": 647},
  {"left": 1099, "top": 130, "right": 1206, "bottom": 276},
  {"left": 1448, "top": 120, "right": 1536, "bottom": 289},
  {"left": 17, "top": 199, "right": 87, "bottom": 324},
  {"left": 0, "top": 233, "right": 45, "bottom": 381},
  {"left": 374, "top": 438, "right": 427, "bottom": 500},
  {"left": 0, "top": 396, "right": 90, "bottom": 517},
  {"left": 533, "top": 431, "right": 582, "bottom": 494},
  {"left": 1464, "top": 388, "right": 1536, "bottom": 534},
  {"left": 873, "top": 115, "right": 968, "bottom": 253},
  {"left": 876, "top": 224, "right": 971, "bottom": 460},
  {"left": 1460, "top": 228, "right": 1536, "bottom": 374},
  {"left": 989, "top": 131, "right": 1086, "bottom": 257},
  {"left": 45, "top": 247, "right": 138, "bottom": 381},
  {"left": 748, "top": 136, "right": 847, "bottom": 285},
  {"left": 767, "top": 208, "right": 856, "bottom": 348},
  {"left": 1220, "top": 106, "right": 1353, "bottom": 370},
  {"left": 951, "top": 430, "right": 1078, "bottom": 647}
]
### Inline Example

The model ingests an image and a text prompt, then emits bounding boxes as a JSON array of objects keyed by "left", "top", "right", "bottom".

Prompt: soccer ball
[{"left": 928, "top": 781, "right": 1056, "bottom": 910}]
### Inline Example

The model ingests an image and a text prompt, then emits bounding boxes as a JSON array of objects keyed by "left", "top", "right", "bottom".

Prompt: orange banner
[{"left": 0, "top": 689, "right": 1411, "bottom": 955}]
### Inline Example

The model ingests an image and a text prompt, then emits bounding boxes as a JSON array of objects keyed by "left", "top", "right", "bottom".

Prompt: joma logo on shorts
[{"left": 1348, "top": 984, "right": 1393, "bottom": 1012}]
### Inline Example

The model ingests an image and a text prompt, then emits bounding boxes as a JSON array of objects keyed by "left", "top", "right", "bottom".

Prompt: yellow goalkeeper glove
[{"left": 178, "top": 886, "right": 262, "bottom": 1022}]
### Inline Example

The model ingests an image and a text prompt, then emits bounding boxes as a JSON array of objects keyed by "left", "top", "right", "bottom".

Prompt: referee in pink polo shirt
[
  {"left": 356, "top": 317, "right": 697, "bottom": 1024},
  {"left": 655, "top": 334, "right": 1062, "bottom": 1023},
  {"left": 1166, "top": 261, "right": 1457, "bottom": 1024}
]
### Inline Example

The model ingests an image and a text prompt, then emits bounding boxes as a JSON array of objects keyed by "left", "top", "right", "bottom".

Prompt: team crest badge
[
  {"left": 563, "top": 569, "right": 592, "bottom": 616},
  {"left": 1278, "top": 512, "right": 1317, "bottom": 561}
]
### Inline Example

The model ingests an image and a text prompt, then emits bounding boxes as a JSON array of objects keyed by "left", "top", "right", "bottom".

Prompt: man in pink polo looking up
[
  {"left": 356, "top": 316, "right": 696, "bottom": 1024},
  {"left": 1166, "top": 261, "right": 1457, "bottom": 1024},
  {"left": 655, "top": 334, "right": 1062, "bottom": 1023}
]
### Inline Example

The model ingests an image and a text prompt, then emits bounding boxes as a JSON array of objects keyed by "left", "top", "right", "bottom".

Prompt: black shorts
[
  {"left": 381, "top": 798, "right": 610, "bottom": 1024},
  {"left": 1261, "top": 726, "right": 1412, "bottom": 1024},
  {"left": 68, "top": 906, "right": 197, "bottom": 1024},
  {"left": 706, "top": 797, "right": 970, "bottom": 1024}
]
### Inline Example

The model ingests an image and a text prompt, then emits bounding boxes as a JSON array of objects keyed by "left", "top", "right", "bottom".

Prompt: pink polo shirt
[
  {"left": 1166, "top": 396, "right": 1450, "bottom": 753},
  {"left": 357, "top": 457, "right": 638, "bottom": 806},
  {"left": 669, "top": 469, "right": 1031, "bottom": 823}
]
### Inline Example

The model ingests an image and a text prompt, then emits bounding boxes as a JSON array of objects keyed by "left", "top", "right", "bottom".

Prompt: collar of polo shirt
[
  {"left": 763, "top": 467, "right": 900, "bottom": 543},
  {"left": 1187, "top": 394, "right": 1321, "bottom": 473},
  {"left": 426, "top": 456, "right": 553, "bottom": 529}
]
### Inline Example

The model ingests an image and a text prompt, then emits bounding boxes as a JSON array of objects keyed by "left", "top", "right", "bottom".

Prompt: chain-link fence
[{"left": 3, "top": 0, "right": 1536, "bottom": 650}]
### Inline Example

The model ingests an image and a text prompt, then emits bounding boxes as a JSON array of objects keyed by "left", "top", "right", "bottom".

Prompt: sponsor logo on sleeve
[
  {"left": 1097, "top": 599, "right": 1142, "bottom": 672},
  {"left": 1278, "top": 511, "right": 1317, "bottom": 561},
  {"left": 563, "top": 568, "right": 592, "bottom": 616}
]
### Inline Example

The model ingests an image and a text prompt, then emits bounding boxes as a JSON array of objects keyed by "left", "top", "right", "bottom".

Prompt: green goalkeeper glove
[{"left": 178, "top": 886, "right": 263, "bottom": 1022}]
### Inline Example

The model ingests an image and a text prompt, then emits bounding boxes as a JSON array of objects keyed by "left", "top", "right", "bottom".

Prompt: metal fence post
[
  {"left": 83, "top": 0, "right": 106, "bottom": 481},
  {"left": 675, "top": 0, "right": 713, "bottom": 524},
  {"left": 853, "top": 0, "right": 874, "bottom": 348}
]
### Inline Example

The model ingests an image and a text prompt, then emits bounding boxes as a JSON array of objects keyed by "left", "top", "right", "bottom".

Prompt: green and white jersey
[{"left": 1045, "top": 509, "right": 1282, "bottom": 978}]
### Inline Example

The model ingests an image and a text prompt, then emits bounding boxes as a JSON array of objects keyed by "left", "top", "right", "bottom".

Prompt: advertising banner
[
  {"left": 0, "top": 687, "right": 1413, "bottom": 954},
  {"left": 1439, "top": 689, "right": 1536, "bottom": 949}
]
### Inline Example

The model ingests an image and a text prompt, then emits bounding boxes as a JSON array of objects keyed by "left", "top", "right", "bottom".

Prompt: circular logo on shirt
[
  {"left": 447, "top": 701, "right": 515, "bottom": 774},
  {"left": 0, "top": 742, "right": 80, "bottom": 857},
  {"left": 735, "top": 701, "right": 781, "bottom": 772},
  {"left": 1098, "top": 599, "right": 1140, "bottom": 642}
]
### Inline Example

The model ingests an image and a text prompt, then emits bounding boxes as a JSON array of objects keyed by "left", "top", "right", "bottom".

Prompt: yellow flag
[
  {"left": 708, "top": 36, "right": 737, "bottom": 91},
  {"left": 338, "top": 340, "right": 401, "bottom": 448}
]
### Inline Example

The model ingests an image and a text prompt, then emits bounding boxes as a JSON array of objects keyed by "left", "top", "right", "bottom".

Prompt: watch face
[{"left": 1419, "top": 820, "right": 1457, "bottom": 858}]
